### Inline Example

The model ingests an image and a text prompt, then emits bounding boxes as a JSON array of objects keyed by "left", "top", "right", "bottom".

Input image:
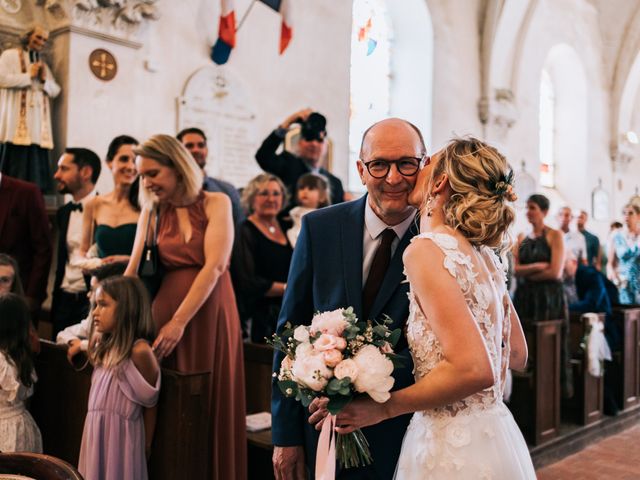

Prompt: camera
[{"left": 299, "top": 112, "right": 327, "bottom": 142}]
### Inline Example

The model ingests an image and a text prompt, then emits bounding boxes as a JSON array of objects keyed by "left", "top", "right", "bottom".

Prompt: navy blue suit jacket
[{"left": 271, "top": 196, "right": 416, "bottom": 480}]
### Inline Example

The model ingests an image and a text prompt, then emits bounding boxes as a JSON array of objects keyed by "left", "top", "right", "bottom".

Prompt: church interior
[{"left": 1, "top": 0, "right": 640, "bottom": 478}]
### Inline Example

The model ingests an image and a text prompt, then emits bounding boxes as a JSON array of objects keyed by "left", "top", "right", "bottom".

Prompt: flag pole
[{"left": 236, "top": 0, "right": 257, "bottom": 32}]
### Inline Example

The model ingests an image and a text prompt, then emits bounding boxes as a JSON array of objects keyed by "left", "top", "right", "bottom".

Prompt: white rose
[
  {"left": 291, "top": 352, "right": 331, "bottom": 391},
  {"left": 311, "top": 309, "right": 348, "bottom": 336},
  {"left": 313, "top": 334, "right": 341, "bottom": 352},
  {"left": 293, "top": 325, "right": 310, "bottom": 343},
  {"left": 334, "top": 359, "right": 359, "bottom": 381},
  {"left": 352, "top": 344, "right": 395, "bottom": 402}
]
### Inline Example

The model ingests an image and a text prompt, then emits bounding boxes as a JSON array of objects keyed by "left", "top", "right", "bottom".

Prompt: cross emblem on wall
[{"left": 89, "top": 49, "right": 118, "bottom": 81}]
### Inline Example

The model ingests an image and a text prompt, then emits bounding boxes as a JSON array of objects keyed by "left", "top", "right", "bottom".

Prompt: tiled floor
[{"left": 536, "top": 424, "right": 640, "bottom": 480}]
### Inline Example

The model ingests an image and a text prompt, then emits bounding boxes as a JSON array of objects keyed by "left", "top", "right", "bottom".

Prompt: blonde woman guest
[
  {"left": 607, "top": 203, "right": 640, "bottom": 304},
  {"left": 311, "top": 138, "right": 535, "bottom": 479},
  {"left": 125, "top": 134, "right": 246, "bottom": 480},
  {"left": 80, "top": 135, "right": 140, "bottom": 264},
  {"left": 231, "top": 173, "right": 292, "bottom": 342}
]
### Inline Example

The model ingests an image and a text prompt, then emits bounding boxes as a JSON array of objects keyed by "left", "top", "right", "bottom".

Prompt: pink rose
[
  {"left": 281, "top": 355, "right": 294, "bottom": 371},
  {"left": 291, "top": 353, "right": 331, "bottom": 391},
  {"left": 335, "top": 337, "right": 347, "bottom": 351},
  {"left": 314, "top": 334, "right": 340, "bottom": 352},
  {"left": 311, "top": 309, "right": 348, "bottom": 336},
  {"left": 334, "top": 359, "right": 359, "bottom": 381},
  {"left": 323, "top": 349, "right": 343, "bottom": 368}
]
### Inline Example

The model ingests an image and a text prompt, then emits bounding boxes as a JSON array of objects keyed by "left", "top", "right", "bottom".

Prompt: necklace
[{"left": 254, "top": 216, "right": 278, "bottom": 235}]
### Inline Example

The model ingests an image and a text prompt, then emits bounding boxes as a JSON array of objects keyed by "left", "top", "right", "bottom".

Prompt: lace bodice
[{"left": 406, "top": 232, "right": 511, "bottom": 418}]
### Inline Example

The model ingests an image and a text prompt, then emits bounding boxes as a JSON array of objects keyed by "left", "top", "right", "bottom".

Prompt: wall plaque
[{"left": 89, "top": 49, "right": 117, "bottom": 81}]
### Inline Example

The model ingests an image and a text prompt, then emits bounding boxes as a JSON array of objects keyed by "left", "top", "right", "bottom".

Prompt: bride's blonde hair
[{"left": 428, "top": 137, "right": 516, "bottom": 249}]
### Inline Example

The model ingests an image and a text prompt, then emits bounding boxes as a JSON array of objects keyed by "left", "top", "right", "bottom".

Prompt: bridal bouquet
[{"left": 270, "top": 307, "right": 402, "bottom": 470}]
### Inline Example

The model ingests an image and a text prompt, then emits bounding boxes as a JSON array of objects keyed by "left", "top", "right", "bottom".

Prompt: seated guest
[
  {"left": 232, "top": 174, "right": 293, "bottom": 342},
  {"left": 287, "top": 172, "right": 330, "bottom": 247},
  {"left": 255, "top": 108, "right": 345, "bottom": 211},
  {"left": 56, "top": 262, "right": 127, "bottom": 365},
  {"left": 51, "top": 148, "right": 101, "bottom": 337},
  {"left": 177, "top": 127, "right": 244, "bottom": 228},
  {"left": 0, "top": 293, "right": 42, "bottom": 453},
  {"left": 0, "top": 254, "right": 39, "bottom": 353},
  {"left": 80, "top": 135, "right": 140, "bottom": 264},
  {"left": 0, "top": 173, "right": 52, "bottom": 314}
]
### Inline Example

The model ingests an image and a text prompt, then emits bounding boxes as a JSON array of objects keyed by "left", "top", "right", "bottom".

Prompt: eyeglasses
[
  {"left": 361, "top": 155, "right": 427, "bottom": 179},
  {"left": 256, "top": 190, "right": 283, "bottom": 197}
]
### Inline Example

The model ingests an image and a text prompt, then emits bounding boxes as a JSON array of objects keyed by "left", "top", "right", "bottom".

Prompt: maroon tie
[{"left": 362, "top": 228, "right": 396, "bottom": 320}]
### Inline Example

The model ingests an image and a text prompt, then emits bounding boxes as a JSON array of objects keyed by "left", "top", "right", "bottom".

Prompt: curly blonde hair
[
  {"left": 428, "top": 137, "right": 516, "bottom": 249},
  {"left": 241, "top": 173, "right": 289, "bottom": 214}
]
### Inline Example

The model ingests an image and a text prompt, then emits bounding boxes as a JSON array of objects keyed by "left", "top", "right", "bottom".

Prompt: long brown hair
[
  {"left": 0, "top": 294, "right": 35, "bottom": 388},
  {"left": 88, "top": 276, "right": 155, "bottom": 368}
]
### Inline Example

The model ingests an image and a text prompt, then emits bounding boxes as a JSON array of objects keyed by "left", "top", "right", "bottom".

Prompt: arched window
[
  {"left": 349, "top": 0, "right": 393, "bottom": 191},
  {"left": 539, "top": 68, "right": 555, "bottom": 188}
]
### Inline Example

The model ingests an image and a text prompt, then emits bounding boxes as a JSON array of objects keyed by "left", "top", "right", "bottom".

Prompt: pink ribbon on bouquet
[{"left": 315, "top": 414, "right": 337, "bottom": 480}]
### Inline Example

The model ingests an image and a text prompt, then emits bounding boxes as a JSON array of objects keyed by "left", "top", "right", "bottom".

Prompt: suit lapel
[
  {"left": 0, "top": 176, "right": 14, "bottom": 237},
  {"left": 341, "top": 197, "right": 366, "bottom": 319},
  {"left": 368, "top": 216, "right": 419, "bottom": 320}
]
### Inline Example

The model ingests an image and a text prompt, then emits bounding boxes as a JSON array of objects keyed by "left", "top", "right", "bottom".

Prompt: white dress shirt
[
  {"left": 362, "top": 199, "right": 416, "bottom": 287},
  {"left": 60, "top": 191, "right": 95, "bottom": 293}
]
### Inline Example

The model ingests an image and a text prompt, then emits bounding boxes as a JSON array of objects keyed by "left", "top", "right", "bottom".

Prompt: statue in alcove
[{"left": 0, "top": 25, "right": 61, "bottom": 192}]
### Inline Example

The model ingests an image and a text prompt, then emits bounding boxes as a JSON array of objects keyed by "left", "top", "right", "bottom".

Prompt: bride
[{"left": 317, "top": 137, "right": 536, "bottom": 478}]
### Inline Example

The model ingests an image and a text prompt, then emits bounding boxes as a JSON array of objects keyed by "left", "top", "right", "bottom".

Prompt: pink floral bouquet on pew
[{"left": 269, "top": 307, "right": 402, "bottom": 472}]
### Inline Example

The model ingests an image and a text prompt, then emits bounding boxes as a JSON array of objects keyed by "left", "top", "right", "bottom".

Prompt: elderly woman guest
[
  {"left": 513, "top": 193, "right": 573, "bottom": 398},
  {"left": 232, "top": 173, "right": 293, "bottom": 343},
  {"left": 80, "top": 135, "right": 140, "bottom": 264},
  {"left": 125, "top": 134, "right": 246, "bottom": 480},
  {"left": 607, "top": 203, "right": 640, "bottom": 305}
]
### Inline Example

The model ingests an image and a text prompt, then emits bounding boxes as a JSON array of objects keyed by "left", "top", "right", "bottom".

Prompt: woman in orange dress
[{"left": 125, "top": 134, "right": 246, "bottom": 480}]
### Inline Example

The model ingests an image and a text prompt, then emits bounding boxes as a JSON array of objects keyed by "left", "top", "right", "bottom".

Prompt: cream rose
[
  {"left": 334, "top": 359, "right": 359, "bottom": 381},
  {"left": 323, "top": 349, "right": 343, "bottom": 368},
  {"left": 291, "top": 352, "right": 331, "bottom": 391},
  {"left": 352, "top": 344, "right": 395, "bottom": 402},
  {"left": 310, "top": 309, "right": 348, "bottom": 336},
  {"left": 313, "top": 334, "right": 341, "bottom": 352},
  {"left": 293, "top": 325, "right": 310, "bottom": 343}
]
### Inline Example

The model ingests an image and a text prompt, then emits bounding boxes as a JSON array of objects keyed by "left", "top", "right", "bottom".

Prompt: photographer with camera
[{"left": 255, "top": 108, "right": 345, "bottom": 210}]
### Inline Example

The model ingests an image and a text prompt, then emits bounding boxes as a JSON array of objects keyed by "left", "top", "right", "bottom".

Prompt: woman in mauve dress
[{"left": 125, "top": 134, "right": 246, "bottom": 480}]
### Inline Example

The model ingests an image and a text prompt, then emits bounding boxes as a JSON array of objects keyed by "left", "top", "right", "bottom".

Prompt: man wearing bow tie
[{"left": 51, "top": 148, "right": 101, "bottom": 337}]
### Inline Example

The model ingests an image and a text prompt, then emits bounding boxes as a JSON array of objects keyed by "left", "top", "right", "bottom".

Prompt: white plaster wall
[{"left": 52, "top": 0, "right": 352, "bottom": 193}]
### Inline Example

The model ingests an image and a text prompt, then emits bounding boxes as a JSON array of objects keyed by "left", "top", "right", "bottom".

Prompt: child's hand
[
  {"left": 67, "top": 339, "right": 83, "bottom": 364},
  {"left": 152, "top": 319, "right": 185, "bottom": 359}
]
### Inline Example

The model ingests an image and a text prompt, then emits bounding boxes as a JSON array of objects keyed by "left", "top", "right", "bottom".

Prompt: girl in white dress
[
  {"left": 331, "top": 138, "right": 536, "bottom": 479},
  {"left": 0, "top": 293, "right": 42, "bottom": 453}
]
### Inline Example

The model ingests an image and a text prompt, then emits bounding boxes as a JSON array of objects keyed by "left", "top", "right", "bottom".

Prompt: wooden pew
[
  {"left": 509, "top": 319, "right": 562, "bottom": 445},
  {"left": 244, "top": 342, "right": 276, "bottom": 480},
  {"left": 564, "top": 312, "right": 605, "bottom": 425},
  {"left": 611, "top": 306, "right": 640, "bottom": 410},
  {"left": 30, "top": 341, "right": 209, "bottom": 480}
]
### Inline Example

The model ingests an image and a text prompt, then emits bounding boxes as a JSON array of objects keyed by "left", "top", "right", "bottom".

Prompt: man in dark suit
[
  {"left": 272, "top": 118, "right": 427, "bottom": 479},
  {"left": 0, "top": 173, "right": 52, "bottom": 313},
  {"left": 177, "top": 127, "right": 245, "bottom": 229},
  {"left": 256, "top": 108, "right": 345, "bottom": 210},
  {"left": 51, "top": 148, "right": 101, "bottom": 337}
]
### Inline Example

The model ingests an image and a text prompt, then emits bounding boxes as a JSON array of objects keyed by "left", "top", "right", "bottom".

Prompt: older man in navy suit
[{"left": 271, "top": 118, "right": 427, "bottom": 480}]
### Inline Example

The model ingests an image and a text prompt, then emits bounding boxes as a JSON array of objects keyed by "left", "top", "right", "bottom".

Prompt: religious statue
[{"left": 0, "top": 25, "right": 61, "bottom": 192}]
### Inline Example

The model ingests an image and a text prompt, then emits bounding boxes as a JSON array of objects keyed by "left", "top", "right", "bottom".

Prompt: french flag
[
  {"left": 211, "top": 0, "right": 236, "bottom": 65},
  {"left": 259, "top": 0, "right": 293, "bottom": 54}
]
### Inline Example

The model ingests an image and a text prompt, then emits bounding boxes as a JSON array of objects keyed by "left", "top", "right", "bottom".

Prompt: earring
[{"left": 425, "top": 195, "right": 434, "bottom": 217}]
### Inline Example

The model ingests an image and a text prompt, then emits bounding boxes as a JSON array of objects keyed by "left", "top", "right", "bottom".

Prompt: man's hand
[
  {"left": 273, "top": 445, "right": 306, "bottom": 480},
  {"left": 30, "top": 63, "right": 41, "bottom": 79},
  {"left": 67, "top": 339, "right": 83, "bottom": 364},
  {"left": 280, "top": 108, "right": 313, "bottom": 130}
]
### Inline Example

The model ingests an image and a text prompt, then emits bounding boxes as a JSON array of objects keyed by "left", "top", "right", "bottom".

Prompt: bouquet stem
[{"left": 335, "top": 429, "right": 372, "bottom": 469}]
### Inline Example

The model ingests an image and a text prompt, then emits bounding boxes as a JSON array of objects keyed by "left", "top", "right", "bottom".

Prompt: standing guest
[
  {"left": 125, "top": 134, "right": 246, "bottom": 480},
  {"left": 0, "top": 25, "right": 61, "bottom": 191},
  {"left": 607, "top": 204, "right": 640, "bottom": 305},
  {"left": 0, "top": 254, "right": 40, "bottom": 353},
  {"left": 51, "top": 148, "right": 101, "bottom": 337},
  {"left": 80, "top": 136, "right": 140, "bottom": 264},
  {"left": 557, "top": 206, "right": 587, "bottom": 265},
  {"left": 287, "top": 173, "right": 330, "bottom": 247},
  {"left": 0, "top": 293, "right": 42, "bottom": 453},
  {"left": 0, "top": 173, "right": 52, "bottom": 314},
  {"left": 514, "top": 194, "right": 573, "bottom": 398},
  {"left": 255, "top": 108, "right": 345, "bottom": 210},
  {"left": 232, "top": 174, "right": 293, "bottom": 342},
  {"left": 576, "top": 210, "right": 602, "bottom": 269},
  {"left": 272, "top": 118, "right": 421, "bottom": 479},
  {"left": 78, "top": 276, "right": 160, "bottom": 480},
  {"left": 177, "top": 127, "right": 244, "bottom": 228}
]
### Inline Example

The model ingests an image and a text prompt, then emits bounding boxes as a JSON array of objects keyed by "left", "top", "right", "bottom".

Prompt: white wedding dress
[{"left": 395, "top": 232, "right": 536, "bottom": 479}]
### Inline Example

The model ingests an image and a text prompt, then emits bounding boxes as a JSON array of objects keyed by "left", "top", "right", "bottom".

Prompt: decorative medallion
[
  {"left": 1, "top": 0, "right": 22, "bottom": 14},
  {"left": 89, "top": 49, "right": 117, "bottom": 81}
]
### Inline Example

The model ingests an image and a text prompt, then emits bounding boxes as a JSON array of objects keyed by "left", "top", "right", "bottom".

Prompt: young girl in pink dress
[{"left": 78, "top": 276, "right": 160, "bottom": 480}]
